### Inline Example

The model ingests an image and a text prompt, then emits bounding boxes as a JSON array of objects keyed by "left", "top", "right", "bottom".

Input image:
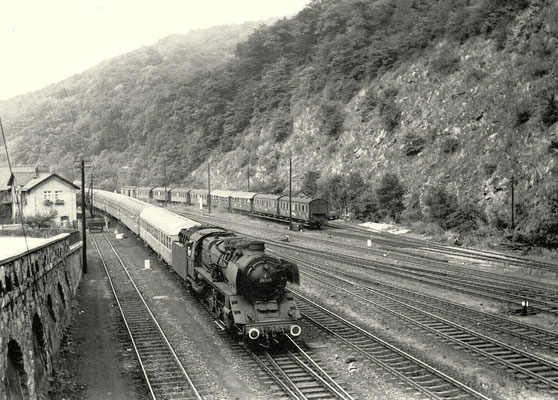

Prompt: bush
[
  {"left": 483, "top": 162, "right": 497, "bottom": 176},
  {"left": 270, "top": 111, "right": 293, "bottom": 142},
  {"left": 301, "top": 171, "right": 320, "bottom": 197},
  {"left": 541, "top": 94, "right": 558, "bottom": 127},
  {"left": 524, "top": 184, "right": 558, "bottom": 247},
  {"left": 424, "top": 185, "right": 458, "bottom": 228},
  {"left": 401, "top": 192, "right": 423, "bottom": 223},
  {"left": 514, "top": 107, "right": 531, "bottom": 127},
  {"left": 445, "top": 203, "right": 488, "bottom": 233},
  {"left": 359, "top": 90, "right": 377, "bottom": 122},
  {"left": 350, "top": 189, "right": 380, "bottom": 221},
  {"left": 24, "top": 211, "right": 58, "bottom": 228},
  {"left": 320, "top": 101, "right": 344, "bottom": 138},
  {"left": 378, "top": 88, "right": 401, "bottom": 132},
  {"left": 376, "top": 173, "right": 405, "bottom": 222},
  {"left": 430, "top": 51, "right": 460, "bottom": 75},
  {"left": 318, "top": 174, "right": 345, "bottom": 211}
]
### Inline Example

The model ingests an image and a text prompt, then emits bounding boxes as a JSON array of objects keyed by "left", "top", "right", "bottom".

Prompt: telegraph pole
[
  {"left": 164, "top": 162, "right": 167, "bottom": 207},
  {"left": 207, "top": 162, "right": 211, "bottom": 214},
  {"left": 289, "top": 157, "right": 292, "bottom": 230},
  {"left": 247, "top": 166, "right": 250, "bottom": 191},
  {"left": 89, "top": 174, "right": 94, "bottom": 218},
  {"left": 80, "top": 159, "right": 88, "bottom": 274},
  {"left": 510, "top": 175, "right": 515, "bottom": 231}
]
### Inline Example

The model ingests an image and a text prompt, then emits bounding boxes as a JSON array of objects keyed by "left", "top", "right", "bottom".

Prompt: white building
[{"left": 18, "top": 173, "right": 79, "bottom": 227}]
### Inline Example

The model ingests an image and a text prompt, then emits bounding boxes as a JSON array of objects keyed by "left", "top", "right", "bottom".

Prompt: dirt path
[{"left": 46, "top": 242, "right": 149, "bottom": 400}]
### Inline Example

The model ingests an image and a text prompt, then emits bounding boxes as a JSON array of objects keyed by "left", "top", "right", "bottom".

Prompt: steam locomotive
[{"left": 93, "top": 189, "right": 302, "bottom": 345}]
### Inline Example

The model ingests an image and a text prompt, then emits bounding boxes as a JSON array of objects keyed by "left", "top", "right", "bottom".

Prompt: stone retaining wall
[{"left": 0, "top": 231, "right": 82, "bottom": 399}]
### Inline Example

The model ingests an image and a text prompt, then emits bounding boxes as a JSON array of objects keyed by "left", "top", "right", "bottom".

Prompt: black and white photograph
[{"left": 1, "top": 0, "right": 558, "bottom": 399}]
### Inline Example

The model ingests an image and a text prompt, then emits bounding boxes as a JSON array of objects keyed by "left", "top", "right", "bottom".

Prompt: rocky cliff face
[{"left": 192, "top": 2, "right": 558, "bottom": 227}]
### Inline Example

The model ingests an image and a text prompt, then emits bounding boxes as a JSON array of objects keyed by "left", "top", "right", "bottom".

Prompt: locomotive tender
[{"left": 93, "top": 189, "right": 302, "bottom": 345}]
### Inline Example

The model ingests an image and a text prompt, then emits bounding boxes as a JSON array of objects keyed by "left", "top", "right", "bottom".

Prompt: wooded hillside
[{"left": 2, "top": 0, "right": 558, "bottom": 245}]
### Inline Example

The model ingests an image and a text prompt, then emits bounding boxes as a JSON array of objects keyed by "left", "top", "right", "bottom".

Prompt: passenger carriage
[
  {"left": 170, "top": 187, "right": 191, "bottom": 204},
  {"left": 136, "top": 187, "right": 154, "bottom": 202},
  {"left": 139, "top": 207, "right": 200, "bottom": 264},
  {"left": 121, "top": 186, "right": 137, "bottom": 198},
  {"left": 189, "top": 189, "right": 210, "bottom": 209},
  {"left": 210, "top": 190, "right": 233, "bottom": 211},
  {"left": 119, "top": 197, "right": 151, "bottom": 235},
  {"left": 152, "top": 187, "right": 171, "bottom": 203},
  {"left": 94, "top": 190, "right": 121, "bottom": 220},
  {"left": 230, "top": 191, "right": 257, "bottom": 214},
  {"left": 278, "top": 195, "right": 329, "bottom": 228},
  {"left": 93, "top": 190, "right": 151, "bottom": 235},
  {"left": 253, "top": 194, "right": 281, "bottom": 217}
]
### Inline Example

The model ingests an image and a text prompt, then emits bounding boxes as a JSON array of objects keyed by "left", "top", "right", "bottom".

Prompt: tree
[
  {"left": 525, "top": 183, "right": 558, "bottom": 247},
  {"left": 376, "top": 173, "right": 405, "bottom": 222},
  {"left": 318, "top": 174, "right": 344, "bottom": 211},
  {"left": 424, "top": 185, "right": 458, "bottom": 228},
  {"left": 344, "top": 172, "right": 366, "bottom": 212},
  {"left": 351, "top": 189, "right": 379, "bottom": 221},
  {"left": 445, "top": 203, "right": 488, "bottom": 233},
  {"left": 301, "top": 171, "right": 320, "bottom": 197}
]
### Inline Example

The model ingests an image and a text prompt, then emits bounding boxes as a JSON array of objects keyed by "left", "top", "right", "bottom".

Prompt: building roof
[
  {"left": 12, "top": 166, "right": 41, "bottom": 187},
  {"left": 20, "top": 173, "right": 80, "bottom": 192}
]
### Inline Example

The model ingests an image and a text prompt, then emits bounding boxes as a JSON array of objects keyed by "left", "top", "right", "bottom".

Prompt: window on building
[
  {"left": 55, "top": 190, "right": 63, "bottom": 200},
  {"left": 44, "top": 191, "right": 52, "bottom": 200}
]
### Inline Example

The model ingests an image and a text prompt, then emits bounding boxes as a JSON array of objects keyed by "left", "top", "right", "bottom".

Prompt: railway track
[
  {"left": 247, "top": 337, "right": 354, "bottom": 400},
  {"left": 176, "top": 205, "right": 558, "bottom": 274},
  {"left": 175, "top": 209, "right": 558, "bottom": 315},
  {"left": 292, "top": 258, "right": 558, "bottom": 395},
  {"left": 268, "top": 240, "right": 558, "bottom": 316},
  {"left": 99, "top": 218, "right": 361, "bottom": 399},
  {"left": 267, "top": 244, "right": 558, "bottom": 354},
  {"left": 327, "top": 223, "right": 558, "bottom": 273},
  {"left": 299, "top": 257, "right": 558, "bottom": 352},
  {"left": 91, "top": 232, "right": 204, "bottom": 400},
  {"left": 292, "top": 292, "right": 490, "bottom": 400}
]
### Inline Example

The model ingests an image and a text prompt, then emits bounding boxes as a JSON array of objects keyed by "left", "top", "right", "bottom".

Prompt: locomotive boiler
[{"left": 172, "top": 226, "right": 302, "bottom": 345}]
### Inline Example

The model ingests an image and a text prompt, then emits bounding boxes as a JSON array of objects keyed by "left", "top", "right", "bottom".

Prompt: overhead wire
[{"left": 0, "top": 114, "right": 31, "bottom": 256}]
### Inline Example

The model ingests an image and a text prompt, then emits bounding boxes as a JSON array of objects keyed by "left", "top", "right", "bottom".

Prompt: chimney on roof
[{"left": 34, "top": 166, "right": 39, "bottom": 179}]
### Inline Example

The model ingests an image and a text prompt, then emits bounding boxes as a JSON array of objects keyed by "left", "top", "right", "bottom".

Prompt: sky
[{"left": 0, "top": 0, "right": 310, "bottom": 101}]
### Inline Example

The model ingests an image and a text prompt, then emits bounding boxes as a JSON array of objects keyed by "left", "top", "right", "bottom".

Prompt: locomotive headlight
[
  {"left": 248, "top": 328, "right": 260, "bottom": 340},
  {"left": 289, "top": 325, "right": 301, "bottom": 337}
]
